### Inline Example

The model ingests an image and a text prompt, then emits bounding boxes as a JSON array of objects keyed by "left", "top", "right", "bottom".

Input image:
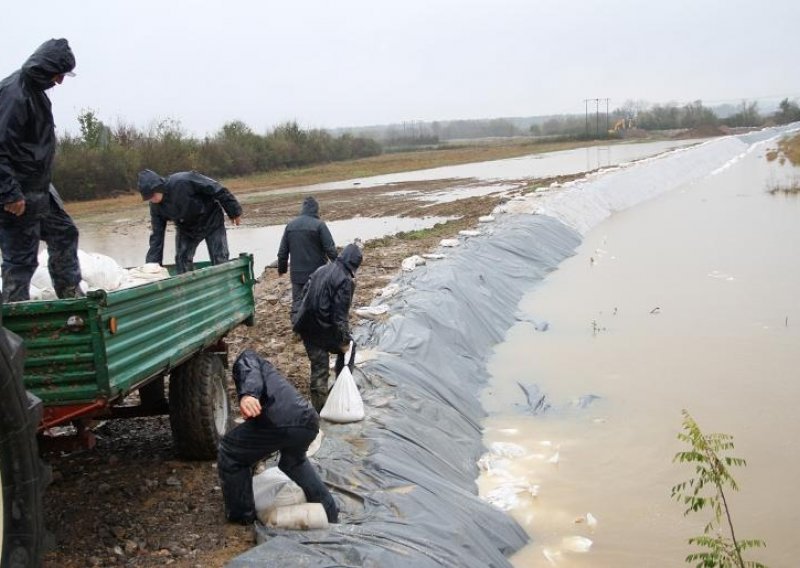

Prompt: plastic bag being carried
[{"left": 320, "top": 365, "right": 365, "bottom": 423}]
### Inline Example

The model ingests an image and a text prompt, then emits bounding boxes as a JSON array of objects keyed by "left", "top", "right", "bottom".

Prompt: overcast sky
[{"left": 3, "top": 0, "right": 799, "bottom": 137}]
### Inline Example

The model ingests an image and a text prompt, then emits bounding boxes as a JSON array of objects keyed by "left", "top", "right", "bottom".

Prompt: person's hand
[
  {"left": 231, "top": 216, "right": 241, "bottom": 226},
  {"left": 340, "top": 343, "right": 351, "bottom": 354},
  {"left": 4, "top": 199, "right": 25, "bottom": 216},
  {"left": 239, "top": 395, "right": 262, "bottom": 419}
]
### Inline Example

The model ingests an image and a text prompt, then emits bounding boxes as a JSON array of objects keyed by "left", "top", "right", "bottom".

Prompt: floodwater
[
  {"left": 243, "top": 139, "right": 699, "bottom": 198},
  {"left": 479, "top": 137, "right": 800, "bottom": 566},
  {"left": 79, "top": 214, "right": 451, "bottom": 276},
  {"left": 78, "top": 140, "right": 697, "bottom": 275}
]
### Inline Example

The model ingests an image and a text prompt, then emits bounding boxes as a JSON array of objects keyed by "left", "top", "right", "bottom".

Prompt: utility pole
[
  {"left": 584, "top": 98, "right": 610, "bottom": 138},
  {"left": 595, "top": 98, "right": 600, "bottom": 137},
  {"left": 584, "top": 99, "right": 590, "bottom": 137}
]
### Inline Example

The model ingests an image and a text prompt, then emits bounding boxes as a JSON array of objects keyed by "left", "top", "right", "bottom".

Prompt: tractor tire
[
  {"left": 1, "top": 329, "right": 45, "bottom": 568},
  {"left": 168, "top": 352, "right": 232, "bottom": 460}
]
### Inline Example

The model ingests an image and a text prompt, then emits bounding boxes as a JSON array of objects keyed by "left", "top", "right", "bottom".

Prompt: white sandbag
[
  {"left": 28, "top": 283, "right": 46, "bottom": 301},
  {"left": 458, "top": 229, "right": 481, "bottom": 237},
  {"left": 355, "top": 305, "right": 389, "bottom": 319},
  {"left": 78, "top": 250, "right": 127, "bottom": 290},
  {"left": 30, "top": 250, "right": 52, "bottom": 290},
  {"left": 378, "top": 283, "right": 401, "bottom": 298},
  {"left": 320, "top": 366, "right": 365, "bottom": 423},
  {"left": 31, "top": 249, "right": 124, "bottom": 295},
  {"left": 440, "top": 238, "right": 460, "bottom": 247},
  {"left": 265, "top": 503, "right": 328, "bottom": 530},
  {"left": 401, "top": 254, "right": 426, "bottom": 272},
  {"left": 35, "top": 287, "right": 59, "bottom": 301},
  {"left": 306, "top": 429, "right": 324, "bottom": 457},
  {"left": 253, "top": 467, "right": 307, "bottom": 524},
  {"left": 120, "top": 263, "right": 170, "bottom": 289},
  {"left": 127, "top": 262, "right": 169, "bottom": 279}
]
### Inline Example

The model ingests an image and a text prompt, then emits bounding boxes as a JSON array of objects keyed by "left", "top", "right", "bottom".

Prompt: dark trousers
[
  {"left": 0, "top": 202, "right": 81, "bottom": 302},
  {"left": 290, "top": 281, "right": 305, "bottom": 323},
  {"left": 303, "top": 341, "right": 333, "bottom": 412},
  {"left": 175, "top": 223, "right": 229, "bottom": 274},
  {"left": 217, "top": 420, "right": 338, "bottom": 524}
]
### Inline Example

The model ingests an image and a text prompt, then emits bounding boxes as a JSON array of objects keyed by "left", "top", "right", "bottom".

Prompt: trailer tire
[
  {"left": 169, "top": 353, "right": 232, "bottom": 460},
  {"left": 1, "top": 331, "right": 45, "bottom": 568}
]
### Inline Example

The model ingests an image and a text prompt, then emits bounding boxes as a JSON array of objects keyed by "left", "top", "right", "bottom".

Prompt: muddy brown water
[{"left": 479, "top": 140, "right": 800, "bottom": 566}]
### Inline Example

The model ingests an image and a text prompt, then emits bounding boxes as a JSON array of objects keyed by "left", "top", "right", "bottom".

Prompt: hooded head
[
  {"left": 21, "top": 39, "right": 76, "bottom": 91},
  {"left": 339, "top": 243, "right": 363, "bottom": 276},
  {"left": 300, "top": 196, "right": 320, "bottom": 218},
  {"left": 138, "top": 169, "right": 166, "bottom": 201}
]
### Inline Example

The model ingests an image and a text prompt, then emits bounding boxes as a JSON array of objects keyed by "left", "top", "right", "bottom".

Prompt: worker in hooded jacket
[
  {"left": 276, "top": 196, "right": 337, "bottom": 322},
  {"left": 218, "top": 349, "right": 339, "bottom": 525},
  {"left": 0, "top": 38, "right": 83, "bottom": 302},
  {"left": 138, "top": 169, "right": 242, "bottom": 274},
  {"left": 293, "top": 243, "right": 362, "bottom": 412}
]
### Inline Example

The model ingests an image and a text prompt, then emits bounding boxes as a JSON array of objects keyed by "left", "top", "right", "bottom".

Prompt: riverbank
[
  {"left": 40, "top": 134, "right": 716, "bottom": 567},
  {"left": 42, "top": 156, "right": 586, "bottom": 568}
]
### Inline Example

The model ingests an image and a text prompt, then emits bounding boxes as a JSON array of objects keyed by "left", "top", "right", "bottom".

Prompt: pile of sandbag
[{"left": 26, "top": 249, "right": 169, "bottom": 300}]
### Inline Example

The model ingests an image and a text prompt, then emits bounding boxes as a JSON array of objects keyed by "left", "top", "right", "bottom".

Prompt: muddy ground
[{"left": 40, "top": 173, "right": 582, "bottom": 567}]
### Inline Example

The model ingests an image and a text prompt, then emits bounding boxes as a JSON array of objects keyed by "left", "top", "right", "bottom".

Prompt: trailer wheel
[
  {"left": 1, "top": 331, "right": 45, "bottom": 568},
  {"left": 169, "top": 352, "right": 232, "bottom": 460}
]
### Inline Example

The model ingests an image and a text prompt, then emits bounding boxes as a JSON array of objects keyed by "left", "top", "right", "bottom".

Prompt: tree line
[
  {"left": 53, "top": 98, "right": 800, "bottom": 202},
  {"left": 532, "top": 98, "right": 800, "bottom": 138},
  {"left": 53, "top": 114, "right": 382, "bottom": 202}
]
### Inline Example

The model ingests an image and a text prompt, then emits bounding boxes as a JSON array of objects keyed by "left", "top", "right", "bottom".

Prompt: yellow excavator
[{"left": 609, "top": 117, "right": 634, "bottom": 135}]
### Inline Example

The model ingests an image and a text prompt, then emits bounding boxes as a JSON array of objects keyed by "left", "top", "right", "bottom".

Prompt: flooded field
[
  {"left": 479, "top": 133, "right": 800, "bottom": 566},
  {"left": 79, "top": 214, "right": 452, "bottom": 276},
  {"left": 244, "top": 139, "right": 699, "bottom": 197},
  {"left": 77, "top": 139, "right": 698, "bottom": 276}
]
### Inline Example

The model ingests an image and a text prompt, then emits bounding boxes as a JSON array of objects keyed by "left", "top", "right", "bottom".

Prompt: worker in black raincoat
[
  {"left": 218, "top": 349, "right": 339, "bottom": 524},
  {"left": 138, "top": 169, "right": 242, "bottom": 274},
  {"left": 276, "top": 196, "right": 337, "bottom": 321},
  {"left": 293, "top": 243, "right": 362, "bottom": 412},
  {"left": 0, "top": 38, "right": 83, "bottom": 302}
]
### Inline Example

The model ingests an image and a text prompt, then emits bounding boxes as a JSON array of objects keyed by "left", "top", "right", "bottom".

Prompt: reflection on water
[
  {"left": 244, "top": 140, "right": 699, "bottom": 199},
  {"left": 481, "top": 145, "right": 800, "bottom": 565},
  {"left": 79, "top": 215, "right": 452, "bottom": 276}
]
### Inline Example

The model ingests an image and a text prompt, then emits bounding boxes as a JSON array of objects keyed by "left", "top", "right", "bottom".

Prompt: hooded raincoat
[
  {"left": 217, "top": 349, "right": 338, "bottom": 525},
  {"left": 293, "top": 243, "right": 362, "bottom": 352},
  {"left": 139, "top": 169, "right": 242, "bottom": 273},
  {"left": 0, "top": 38, "right": 75, "bottom": 214},
  {"left": 0, "top": 39, "right": 81, "bottom": 301},
  {"left": 277, "top": 196, "right": 337, "bottom": 285}
]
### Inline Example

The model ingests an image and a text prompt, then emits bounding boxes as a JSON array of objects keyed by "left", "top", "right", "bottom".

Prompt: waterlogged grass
[
  {"left": 767, "top": 180, "right": 800, "bottom": 195},
  {"left": 223, "top": 138, "right": 626, "bottom": 194},
  {"left": 67, "top": 138, "right": 611, "bottom": 218},
  {"left": 766, "top": 134, "right": 800, "bottom": 195},
  {"left": 766, "top": 133, "right": 800, "bottom": 166},
  {"left": 367, "top": 221, "right": 462, "bottom": 247}
]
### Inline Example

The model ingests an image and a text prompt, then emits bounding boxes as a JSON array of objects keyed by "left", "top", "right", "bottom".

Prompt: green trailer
[{"left": 0, "top": 253, "right": 256, "bottom": 460}]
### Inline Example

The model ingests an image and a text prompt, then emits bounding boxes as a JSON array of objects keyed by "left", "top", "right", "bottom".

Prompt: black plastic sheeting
[{"left": 228, "top": 214, "right": 581, "bottom": 567}]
